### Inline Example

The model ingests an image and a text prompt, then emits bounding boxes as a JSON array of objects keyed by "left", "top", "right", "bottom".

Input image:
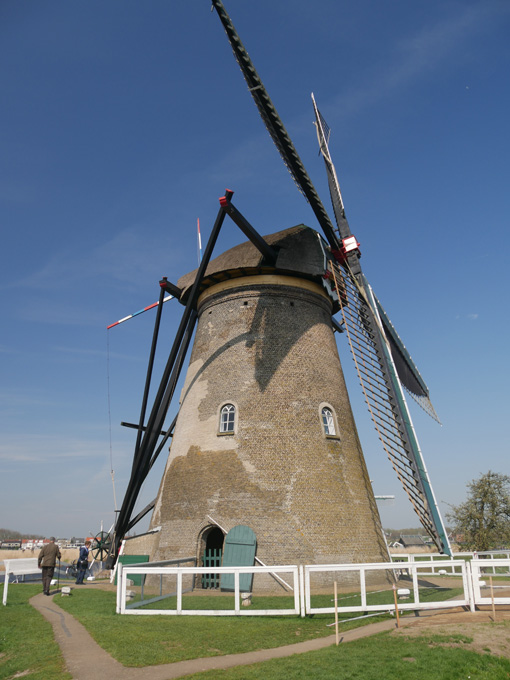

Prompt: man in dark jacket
[
  {"left": 75, "top": 540, "right": 91, "bottom": 584},
  {"left": 38, "top": 537, "right": 61, "bottom": 595}
]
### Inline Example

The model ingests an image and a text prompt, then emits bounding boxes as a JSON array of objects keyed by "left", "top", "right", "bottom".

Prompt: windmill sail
[
  {"left": 311, "top": 93, "right": 349, "bottom": 243},
  {"left": 313, "top": 96, "right": 450, "bottom": 553},
  {"left": 329, "top": 262, "right": 449, "bottom": 552},
  {"left": 373, "top": 294, "right": 441, "bottom": 422},
  {"left": 211, "top": 0, "right": 339, "bottom": 251},
  {"left": 312, "top": 96, "right": 441, "bottom": 423},
  {"left": 212, "top": 1, "right": 451, "bottom": 554}
]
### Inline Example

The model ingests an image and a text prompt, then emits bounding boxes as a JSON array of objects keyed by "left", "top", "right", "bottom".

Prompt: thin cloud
[
  {"left": 0, "top": 389, "right": 57, "bottom": 409},
  {"left": 0, "top": 434, "right": 108, "bottom": 463},
  {"left": 18, "top": 300, "right": 104, "bottom": 327},
  {"left": 455, "top": 313, "right": 479, "bottom": 321},
  {"left": 326, "top": 3, "right": 508, "bottom": 122},
  {"left": 0, "top": 345, "right": 19, "bottom": 354},
  {"left": 3, "top": 225, "right": 180, "bottom": 292},
  {"left": 53, "top": 344, "right": 146, "bottom": 362},
  {"left": 52, "top": 345, "right": 106, "bottom": 357}
]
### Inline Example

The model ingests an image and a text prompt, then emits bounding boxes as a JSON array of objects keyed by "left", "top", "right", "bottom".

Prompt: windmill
[{"left": 107, "top": 1, "right": 450, "bottom": 572}]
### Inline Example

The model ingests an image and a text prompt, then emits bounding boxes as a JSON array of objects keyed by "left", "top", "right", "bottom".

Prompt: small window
[
  {"left": 219, "top": 404, "right": 236, "bottom": 433},
  {"left": 321, "top": 407, "right": 336, "bottom": 436}
]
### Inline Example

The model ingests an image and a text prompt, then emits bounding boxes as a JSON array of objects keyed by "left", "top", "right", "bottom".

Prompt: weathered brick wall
[
  {"left": 149, "top": 272, "right": 389, "bottom": 587},
  {"left": 123, "top": 532, "right": 156, "bottom": 556}
]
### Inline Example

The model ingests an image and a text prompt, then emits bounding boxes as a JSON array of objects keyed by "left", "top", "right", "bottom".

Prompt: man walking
[{"left": 38, "top": 537, "right": 61, "bottom": 595}]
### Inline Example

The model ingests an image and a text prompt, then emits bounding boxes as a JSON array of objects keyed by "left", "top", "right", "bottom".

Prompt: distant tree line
[{"left": 0, "top": 528, "right": 45, "bottom": 541}]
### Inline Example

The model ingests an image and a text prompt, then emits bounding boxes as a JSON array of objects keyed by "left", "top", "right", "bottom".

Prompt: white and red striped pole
[{"left": 107, "top": 295, "right": 173, "bottom": 330}]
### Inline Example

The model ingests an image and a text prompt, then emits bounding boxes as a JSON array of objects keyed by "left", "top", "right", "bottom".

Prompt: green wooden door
[{"left": 220, "top": 525, "right": 257, "bottom": 592}]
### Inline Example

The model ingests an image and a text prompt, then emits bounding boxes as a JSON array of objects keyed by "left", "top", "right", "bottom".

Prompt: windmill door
[
  {"left": 201, "top": 526, "right": 224, "bottom": 589},
  {"left": 220, "top": 525, "right": 257, "bottom": 592}
]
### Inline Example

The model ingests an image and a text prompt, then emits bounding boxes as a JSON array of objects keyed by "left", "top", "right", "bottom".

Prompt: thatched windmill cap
[{"left": 178, "top": 225, "right": 329, "bottom": 303}]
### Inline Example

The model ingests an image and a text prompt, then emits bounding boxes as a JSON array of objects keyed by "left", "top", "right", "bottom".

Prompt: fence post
[
  {"left": 334, "top": 581, "right": 339, "bottom": 644},
  {"left": 120, "top": 564, "right": 127, "bottom": 614},
  {"left": 392, "top": 584, "right": 400, "bottom": 628},
  {"left": 115, "top": 562, "right": 122, "bottom": 614},
  {"left": 2, "top": 566, "right": 10, "bottom": 606},
  {"left": 234, "top": 570, "right": 240, "bottom": 615},
  {"left": 299, "top": 565, "right": 305, "bottom": 618},
  {"left": 412, "top": 563, "right": 419, "bottom": 605},
  {"left": 177, "top": 571, "right": 182, "bottom": 615},
  {"left": 490, "top": 576, "right": 496, "bottom": 620},
  {"left": 360, "top": 568, "right": 367, "bottom": 609},
  {"left": 466, "top": 560, "right": 476, "bottom": 613}
]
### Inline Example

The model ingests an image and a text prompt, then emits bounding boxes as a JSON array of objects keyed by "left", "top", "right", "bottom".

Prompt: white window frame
[
  {"left": 219, "top": 403, "right": 236, "bottom": 434},
  {"left": 320, "top": 405, "right": 339, "bottom": 438}
]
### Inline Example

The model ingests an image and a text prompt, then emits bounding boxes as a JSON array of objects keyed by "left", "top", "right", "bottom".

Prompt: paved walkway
[{"left": 31, "top": 589, "right": 495, "bottom": 680}]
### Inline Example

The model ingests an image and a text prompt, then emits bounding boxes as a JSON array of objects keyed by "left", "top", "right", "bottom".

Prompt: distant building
[{"left": 398, "top": 535, "right": 427, "bottom": 548}]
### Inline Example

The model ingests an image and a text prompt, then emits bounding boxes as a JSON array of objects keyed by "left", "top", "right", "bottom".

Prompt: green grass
[
  {"left": 183, "top": 630, "right": 510, "bottom": 679},
  {"left": 125, "top": 583, "right": 464, "bottom": 612},
  {"left": 56, "top": 585, "right": 465, "bottom": 667},
  {"left": 0, "top": 584, "right": 71, "bottom": 680},
  {"left": 323, "top": 585, "right": 464, "bottom": 609},
  {"left": 134, "top": 591, "right": 297, "bottom": 610},
  {"left": 57, "top": 588, "right": 396, "bottom": 666},
  {"left": 2, "top": 583, "right": 509, "bottom": 678}
]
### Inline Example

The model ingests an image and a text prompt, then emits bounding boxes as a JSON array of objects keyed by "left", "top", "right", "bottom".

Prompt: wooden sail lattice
[{"left": 329, "top": 262, "right": 438, "bottom": 541}]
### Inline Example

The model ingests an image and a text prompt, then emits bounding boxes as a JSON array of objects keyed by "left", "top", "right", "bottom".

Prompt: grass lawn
[
  {"left": 182, "top": 631, "right": 510, "bottom": 679},
  {"left": 0, "top": 584, "right": 72, "bottom": 680},
  {"left": 56, "top": 585, "right": 464, "bottom": 667},
  {"left": 3, "top": 582, "right": 504, "bottom": 679},
  {"left": 57, "top": 588, "right": 393, "bottom": 666}
]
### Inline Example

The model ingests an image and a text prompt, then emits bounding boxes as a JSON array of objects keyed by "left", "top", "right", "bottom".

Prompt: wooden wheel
[{"left": 91, "top": 531, "right": 112, "bottom": 561}]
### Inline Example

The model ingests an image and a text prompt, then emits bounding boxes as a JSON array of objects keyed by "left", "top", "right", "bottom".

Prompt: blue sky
[{"left": 1, "top": 0, "right": 509, "bottom": 540}]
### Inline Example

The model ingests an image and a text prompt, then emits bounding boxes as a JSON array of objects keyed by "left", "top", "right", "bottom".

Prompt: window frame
[
  {"left": 320, "top": 404, "right": 340, "bottom": 439},
  {"left": 218, "top": 402, "right": 237, "bottom": 435}
]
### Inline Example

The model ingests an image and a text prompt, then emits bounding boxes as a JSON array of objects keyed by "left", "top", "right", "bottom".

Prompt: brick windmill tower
[
  {"left": 148, "top": 222, "right": 389, "bottom": 570},
  {"left": 109, "top": 1, "right": 450, "bottom": 574}
]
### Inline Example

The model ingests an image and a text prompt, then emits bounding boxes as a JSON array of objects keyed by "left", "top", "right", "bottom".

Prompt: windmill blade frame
[
  {"left": 311, "top": 96, "right": 440, "bottom": 420},
  {"left": 311, "top": 93, "right": 350, "bottom": 243},
  {"left": 211, "top": 0, "right": 340, "bottom": 252},
  {"left": 313, "top": 93, "right": 450, "bottom": 553},
  {"left": 372, "top": 294, "right": 441, "bottom": 422},
  {"left": 329, "top": 260, "right": 451, "bottom": 554}
]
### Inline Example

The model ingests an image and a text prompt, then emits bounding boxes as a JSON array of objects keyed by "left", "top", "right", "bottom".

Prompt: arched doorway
[{"left": 200, "top": 526, "right": 224, "bottom": 589}]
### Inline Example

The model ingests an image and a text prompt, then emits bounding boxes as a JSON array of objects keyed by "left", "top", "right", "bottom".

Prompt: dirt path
[
  {"left": 30, "top": 590, "right": 510, "bottom": 680},
  {"left": 392, "top": 609, "right": 510, "bottom": 659}
]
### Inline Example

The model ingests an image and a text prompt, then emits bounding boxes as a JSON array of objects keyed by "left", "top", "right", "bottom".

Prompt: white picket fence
[
  {"left": 4, "top": 553, "right": 508, "bottom": 616},
  {"left": 116, "top": 555, "right": 510, "bottom": 617},
  {"left": 304, "top": 560, "right": 470, "bottom": 615},
  {"left": 469, "top": 558, "right": 510, "bottom": 610},
  {"left": 116, "top": 563, "right": 301, "bottom": 615},
  {"left": 391, "top": 550, "right": 510, "bottom": 576}
]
